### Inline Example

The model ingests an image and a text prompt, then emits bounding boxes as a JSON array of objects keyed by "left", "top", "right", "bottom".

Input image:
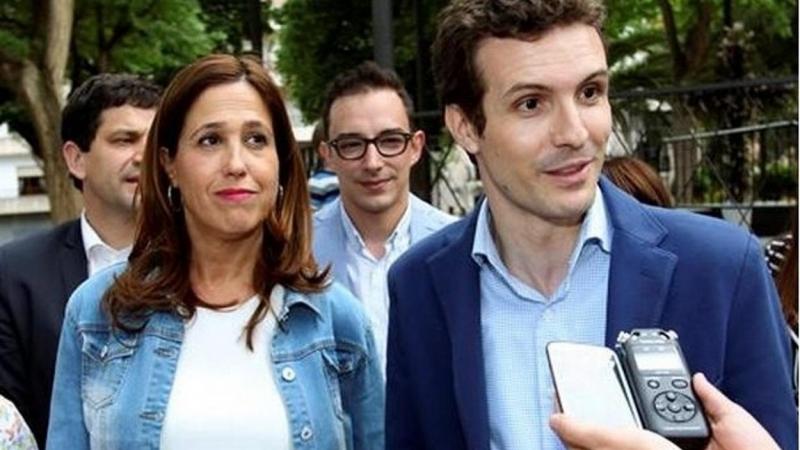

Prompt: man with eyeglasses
[{"left": 313, "top": 61, "right": 456, "bottom": 373}]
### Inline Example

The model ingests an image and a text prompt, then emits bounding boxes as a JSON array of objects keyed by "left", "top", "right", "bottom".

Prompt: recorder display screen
[{"left": 633, "top": 347, "right": 683, "bottom": 371}]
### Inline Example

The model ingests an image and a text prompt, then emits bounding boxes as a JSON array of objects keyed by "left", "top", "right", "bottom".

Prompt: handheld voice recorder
[{"left": 615, "top": 329, "right": 710, "bottom": 449}]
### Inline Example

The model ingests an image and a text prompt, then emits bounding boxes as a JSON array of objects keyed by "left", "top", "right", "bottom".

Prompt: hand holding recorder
[{"left": 549, "top": 372, "right": 780, "bottom": 450}]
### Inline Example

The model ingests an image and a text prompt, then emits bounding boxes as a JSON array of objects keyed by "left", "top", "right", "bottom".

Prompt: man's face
[
  {"left": 70, "top": 105, "right": 155, "bottom": 216},
  {"left": 323, "top": 89, "right": 423, "bottom": 217},
  {"left": 450, "top": 23, "right": 611, "bottom": 226}
]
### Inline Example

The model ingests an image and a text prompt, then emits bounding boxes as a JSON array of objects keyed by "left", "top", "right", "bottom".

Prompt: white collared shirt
[
  {"left": 80, "top": 212, "right": 132, "bottom": 276},
  {"left": 339, "top": 200, "right": 412, "bottom": 374}
]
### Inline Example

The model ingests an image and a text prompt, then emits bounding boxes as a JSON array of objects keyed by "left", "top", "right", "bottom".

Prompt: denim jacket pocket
[
  {"left": 321, "top": 343, "right": 366, "bottom": 420},
  {"left": 80, "top": 330, "right": 137, "bottom": 409}
]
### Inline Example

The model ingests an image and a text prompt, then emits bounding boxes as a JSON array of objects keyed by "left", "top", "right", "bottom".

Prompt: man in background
[
  {"left": 314, "top": 62, "right": 455, "bottom": 371},
  {"left": 308, "top": 122, "right": 340, "bottom": 210},
  {"left": 0, "top": 73, "right": 160, "bottom": 447}
]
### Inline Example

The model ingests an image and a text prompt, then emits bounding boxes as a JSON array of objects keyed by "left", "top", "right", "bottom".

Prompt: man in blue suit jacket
[
  {"left": 314, "top": 62, "right": 455, "bottom": 372},
  {"left": 385, "top": 1, "right": 797, "bottom": 449}
]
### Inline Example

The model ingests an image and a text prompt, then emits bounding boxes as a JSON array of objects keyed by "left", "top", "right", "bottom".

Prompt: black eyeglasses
[{"left": 327, "top": 131, "right": 413, "bottom": 161}]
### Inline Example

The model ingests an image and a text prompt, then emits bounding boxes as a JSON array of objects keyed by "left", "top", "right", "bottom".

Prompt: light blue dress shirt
[{"left": 472, "top": 188, "right": 613, "bottom": 450}]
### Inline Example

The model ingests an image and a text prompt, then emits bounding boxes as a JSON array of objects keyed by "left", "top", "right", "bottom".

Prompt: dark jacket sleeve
[
  {"left": 722, "top": 235, "right": 797, "bottom": 450},
  {"left": 0, "top": 245, "right": 30, "bottom": 429},
  {"left": 385, "top": 273, "right": 423, "bottom": 450}
]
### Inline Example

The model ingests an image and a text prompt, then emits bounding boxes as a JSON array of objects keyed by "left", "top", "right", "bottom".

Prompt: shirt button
[
  {"left": 281, "top": 366, "right": 296, "bottom": 382},
  {"left": 300, "top": 425, "right": 313, "bottom": 441}
]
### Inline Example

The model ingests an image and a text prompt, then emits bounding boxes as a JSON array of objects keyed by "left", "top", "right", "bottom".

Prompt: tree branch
[
  {"left": 42, "top": 0, "right": 74, "bottom": 95},
  {"left": 656, "top": 0, "right": 687, "bottom": 81}
]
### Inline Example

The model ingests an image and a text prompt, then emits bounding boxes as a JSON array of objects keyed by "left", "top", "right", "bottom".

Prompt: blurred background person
[
  {"left": 0, "top": 395, "right": 37, "bottom": 450},
  {"left": 765, "top": 211, "right": 797, "bottom": 400},
  {"left": 0, "top": 74, "right": 160, "bottom": 448},
  {"left": 307, "top": 122, "right": 340, "bottom": 211},
  {"left": 602, "top": 155, "right": 673, "bottom": 208},
  {"left": 47, "top": 54, "right": 383, "bottom": 450}
]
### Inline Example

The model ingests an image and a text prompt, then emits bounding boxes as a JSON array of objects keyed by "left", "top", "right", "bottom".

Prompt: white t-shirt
[{"left": 160, "top": 286, "right": 291, "bottom": 450}]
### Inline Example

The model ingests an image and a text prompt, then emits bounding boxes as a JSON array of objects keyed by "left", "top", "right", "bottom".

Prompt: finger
[
  {"left": 549, "top": 413, "right": 609, "bottom": 448},
  {"left": 691, "top": 372, "right": 734, "bottom": 420}
]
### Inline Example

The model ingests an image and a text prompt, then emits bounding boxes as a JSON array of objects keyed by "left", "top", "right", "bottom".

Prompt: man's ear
[
  {"left": 408, "top": 129, "right": 426, "bottom": 166},
  {"left": 159, "top": 148, "right": 176, "bottom": 185},
  {"left": 319, "top": 142, "right": 338, "bottom": 173},
  {"left": 444, "top": 105, "right": 480, "bottom": 156},
  {"left": 62, "top": 141, "right": 86, "bottom": 181}
]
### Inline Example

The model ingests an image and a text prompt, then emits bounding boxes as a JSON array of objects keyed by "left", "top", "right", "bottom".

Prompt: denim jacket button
[
  {"left": 281, "top": 367, "right": 296, "bottom": 382},
  {"left": 300, "top": 425, "right": 313, "bottom": 441},
  {"left": 99, "top": 345, "right": 109, "bottom": 360}
]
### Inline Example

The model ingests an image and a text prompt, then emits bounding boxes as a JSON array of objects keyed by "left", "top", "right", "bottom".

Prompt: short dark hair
[
  {"left": 321, "top": 61, "right": 415, "bottom": 139},
  {"left": 432, "top": 0, "right": 606, "bottom": 134},
  {"left": 61, "top": 73, "right": 161, "bottom": 189}
]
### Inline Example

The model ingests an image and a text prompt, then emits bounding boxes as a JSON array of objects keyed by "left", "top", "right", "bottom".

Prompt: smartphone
[{"left": 546, "top": 341, "right": 642, "bottom": 429}]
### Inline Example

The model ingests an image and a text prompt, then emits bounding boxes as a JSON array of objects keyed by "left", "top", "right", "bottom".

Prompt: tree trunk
[
  {"left": 0, "top": 0, "right": 81, "bottom": 222},
  {"left": 17, "top": 61, "right": 82, "bottom": 223}
]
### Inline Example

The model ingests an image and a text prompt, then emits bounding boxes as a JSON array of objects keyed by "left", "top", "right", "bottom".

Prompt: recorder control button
[
  {"left": 671, "top": 379, "right": 689, "bottom": 389},
  {"left": 654, "top": 392, "right": 698, "bottom": 423},
  {"left": 647, "top": 379, "right": 661, "bottom": 389}
]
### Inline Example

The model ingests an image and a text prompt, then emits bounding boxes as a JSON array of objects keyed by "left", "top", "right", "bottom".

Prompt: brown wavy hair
[
  {"left": 105, "top": 54, "right": 328, "bottom": 347},
  {"left": 602, "top": 156, "right": 673, "bottom": 208}
]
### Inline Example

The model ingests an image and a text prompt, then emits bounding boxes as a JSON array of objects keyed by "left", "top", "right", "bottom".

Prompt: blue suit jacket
[
  {"left": 386, "top": 179, "right": 797, "bottom": 450},
  {"left": 313, "top": 194, "right": 456, "bottom": 293}
]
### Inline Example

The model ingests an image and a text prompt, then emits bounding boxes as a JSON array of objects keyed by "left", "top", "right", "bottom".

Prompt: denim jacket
[{"left": 46, "top": 263, "right": 384, "bottom": 450}]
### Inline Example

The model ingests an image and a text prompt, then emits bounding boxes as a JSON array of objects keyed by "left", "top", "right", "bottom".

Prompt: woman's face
[{"left": 164, "top": 80, "right": 280, "bottom": 242}]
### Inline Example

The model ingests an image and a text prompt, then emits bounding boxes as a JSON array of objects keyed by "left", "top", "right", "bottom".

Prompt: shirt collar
[
  {"left": 471, "top": 184, "right": 612, "bottom": 266},
  {"left": 80, "top": 210, "right": 105, "bottom": 255},
  {"left": 80, "top": 211, "right": 133, "bottom": 274},
  {"left": 80, "top": 211, "right": 133, "bottom": 255},
  {"left": 338, "top": 197, "right": 412, "bottom": 253}
]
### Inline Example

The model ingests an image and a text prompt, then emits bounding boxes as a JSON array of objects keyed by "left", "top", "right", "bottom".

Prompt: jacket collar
[
  {"left": 60, "top": 219, "right": 89, "bottom": 302},
  {"left": 600, "top": 177, "right": 676, "bottom": 345},
  {"left": 426, "top": 204, "right": 489, "bottom": 450}
]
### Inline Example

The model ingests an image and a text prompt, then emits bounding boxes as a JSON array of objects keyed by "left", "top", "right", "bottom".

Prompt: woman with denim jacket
[{"left": 47, "top": 54, "right": 384, "bottom": 450}]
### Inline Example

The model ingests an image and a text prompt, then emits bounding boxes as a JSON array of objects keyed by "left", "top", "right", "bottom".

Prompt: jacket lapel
[
  {"left": 601, "top": 179, "right": 677, "bottom": 346},
  {"left": 427, "top": 208, "right": 490, "bottom": 450},
  {"left": 59, "top": 219, "right": 88, "bottom": 306}
]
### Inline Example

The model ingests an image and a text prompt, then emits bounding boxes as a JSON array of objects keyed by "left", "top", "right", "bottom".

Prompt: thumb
[{"left": 692, "top": 372, "right": 733, "bottom": 421}]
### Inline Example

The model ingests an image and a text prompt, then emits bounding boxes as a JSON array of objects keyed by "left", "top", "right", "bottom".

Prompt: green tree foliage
[
  {"left": 275, "top": 0, "right": 449, "bottom": 123},
  {"left": 199, "top": 0, "right": 272, "bottom": 56},
  {"left": 605, "top": 0, "right": 797, "bottom": 88},
  {"left": 275, "top": 0, "right": 374, "bottom": 123},
  {"left": 71, "top": 0, "right": 224, "bottom": 85}
]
